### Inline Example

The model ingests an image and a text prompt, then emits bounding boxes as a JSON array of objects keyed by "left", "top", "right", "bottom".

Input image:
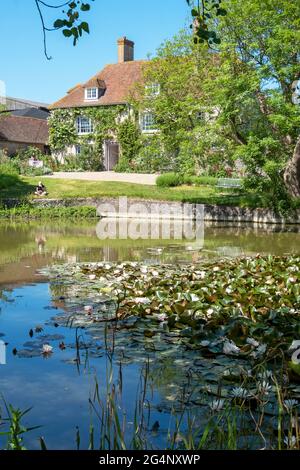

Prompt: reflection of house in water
[
  {"left": 216, "top": 246, "right": 246, "bottom": 257},
  {"left": 97, "top": 219, "right": 204, "bottom": 244}
]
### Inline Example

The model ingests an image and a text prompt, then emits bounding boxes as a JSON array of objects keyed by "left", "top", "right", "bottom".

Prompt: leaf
[
  {"left": 80, "top": 3, "right": 91, "bottom": 11},
  {"left": 62, "top": 29, "right": 73, "bottom": 37},
  {"left": 216, "top": 8, "right": 227, "bottom": 16},
  {"left": 80, "top": 22, "right": 90, "bottom": 34},
  {"left": 53, "top": 19, "right": 65, "bottom": 29},
  {"left": 39, "top": 437, "right": 47, "bottom": 450}
]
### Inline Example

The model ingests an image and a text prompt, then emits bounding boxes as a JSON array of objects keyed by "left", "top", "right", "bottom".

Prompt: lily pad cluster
[
  {"left": 40, "top": 255, "right": 300, "bottom": 449},
  {"left": 42, "top": 256, "right": 300, "bottom": 364}
]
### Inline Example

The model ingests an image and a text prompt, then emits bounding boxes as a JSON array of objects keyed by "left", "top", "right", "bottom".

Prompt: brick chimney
[{"left": 117, "top": 37, "right": 134, "bottom": 63}]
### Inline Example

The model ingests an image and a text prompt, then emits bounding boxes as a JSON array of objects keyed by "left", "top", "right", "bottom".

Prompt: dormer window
[{"left": 85, "top": 87, "right": 98, "bottom": 100}]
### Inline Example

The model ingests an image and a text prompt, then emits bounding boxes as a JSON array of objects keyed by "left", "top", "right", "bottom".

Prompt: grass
[{"left": 0, "top": 176, "right": 265, "bottom": 208}]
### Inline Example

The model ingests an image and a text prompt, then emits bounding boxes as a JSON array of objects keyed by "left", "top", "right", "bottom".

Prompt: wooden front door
[{"left": 104, "top": 141, "right": 119, "bottom": 171}]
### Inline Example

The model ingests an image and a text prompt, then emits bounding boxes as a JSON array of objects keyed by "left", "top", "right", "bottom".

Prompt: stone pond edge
[{"left": 1, "top": 197, "right": 300, "bottom": 224}]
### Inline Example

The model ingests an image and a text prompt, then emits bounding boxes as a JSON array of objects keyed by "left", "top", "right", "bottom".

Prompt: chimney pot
[{"left": 117, "top": 37, "right": 134, "bottom": 63}]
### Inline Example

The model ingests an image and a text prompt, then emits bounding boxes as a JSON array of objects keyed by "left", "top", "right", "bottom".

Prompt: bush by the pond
[
  {"left": 156, "top": 173, "right": 219, "bottom": 188},
  {"left": 182, "top": 175, "right": 218, "bottom": 186},
  {"left": 156, "top": 172, "right": 183, "bottom": 187},
  {"left": 0, "top": 204, "right": 98, "bottom": 219}
]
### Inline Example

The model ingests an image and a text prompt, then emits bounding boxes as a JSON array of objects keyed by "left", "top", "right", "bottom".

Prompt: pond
[{"left": 0, "top": 220, "right": 300, "bottom": 450}]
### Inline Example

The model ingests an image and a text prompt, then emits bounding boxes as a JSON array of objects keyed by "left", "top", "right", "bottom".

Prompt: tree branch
[{"left": 35, "top": 0, "right": 52, "bottom": 60}]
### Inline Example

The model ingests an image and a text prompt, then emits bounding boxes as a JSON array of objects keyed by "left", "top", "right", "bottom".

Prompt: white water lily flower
[
  {"left": 152, "top": 270, "right": 159, "bottom": 277},
  {"left": 213, "top": 266, "right": 220, "bottom": 272},
  {"left": 283, "top": 399, "right": 298, "bottom": 412},
  {"left": 288, "top": 277, "right": 297, "bottom": 283},
  {"left": 246, "top": 337, "right": 260, "bottom": 348},
  {"left": 207, "top": 308, "right": 214, "bottom": 318},
  {"left": 288, "top": 265, "right": 299, "bottom": 272},
  {"left": 230, "top": 387, "right": 251, "bottom": 399},
  {"left": 140, "top": 266, "right": 148, "bottom": 274},
  {"left": 42, "top": 344, "right": 53, "bottom": 354},
  {"left": 196, "top": 271, "right": 206, "bottom": 279},
  {"left": 115, "top": 289, "right": 123, "bottom": 295},
  {"left": 190, "top": 294, "right": 200, "bottom": 302},
  {"left": 225, "top": 287, "right": 232, "bottom": 294},
  {"left": 223, "top": 340, "right": 240, "bottom": 355},
  {"left": 257, "top": 381, "right": 272, "bottom": 395},
  {"left": 288, "top": 340, "right": 300, "bottom": 352},
  {"left": 156, "top": 313, "right": 167, "bottom": 322},
  {"left": 257, "top": 370, "right": 273, "bottom": 380},
  {"left": 209, "top": 399, "right": 225, "bottom": 412},
  {"left": 84, "top": 305, "right": 93, "bottom": 314},
  {"left": 89, "top": 274, "right": 96, "bottom": 280},
  {"left": 250, "top": 343, "right": 267, "bottom": 358},
  {"left": 104, "top": 264, "right": 111, "bottom": 270},
  {"left": 135, "top": 297, "right": 151, "bottom": 305},
  {"left": 200, "top": 340, "right": 210, "bottom": 347},
  {"left": 284, "top": 435, "right": 297, "bottom": 447}
]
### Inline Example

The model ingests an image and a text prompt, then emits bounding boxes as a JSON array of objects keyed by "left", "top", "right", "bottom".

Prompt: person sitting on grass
[{"left": 34, "top": 181, "right": 47, "bottom": 197}]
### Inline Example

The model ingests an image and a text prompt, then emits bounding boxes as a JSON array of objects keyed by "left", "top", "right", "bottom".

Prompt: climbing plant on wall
[
  {"left": 49, "top": 105, "right": 147, "bottom": 171},
  {"left": 49, "top": 105, "right": 123, "bottom": 153}
]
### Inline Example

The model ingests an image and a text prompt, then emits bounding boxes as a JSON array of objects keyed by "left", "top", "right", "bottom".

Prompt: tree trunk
[{"left": 284, "top": 135, "right": 300, "bottom": 198}]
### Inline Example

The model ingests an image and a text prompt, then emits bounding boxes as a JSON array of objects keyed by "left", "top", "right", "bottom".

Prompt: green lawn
[{"left": 0, "top": 175, "right": 265, "bottom": 207}]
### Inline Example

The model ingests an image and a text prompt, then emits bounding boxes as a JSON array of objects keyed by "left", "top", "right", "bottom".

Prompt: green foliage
[
  {"left": 186, "top": 0, "right": 227, "bottom": 46},
  {"left": 49, "top": 106, "right": 125, "bottom": 169},
  {"left": 0, "top": 400, "right": 40, "bottom": 450},
  {"left": 76, "top": 145, "right": 103, "bottom": 171},
  {"left": 131, "top": 0, "right": 300, "bottom": 208},
  {"left": 35, "top": 0, "right": 94, "bottom": 59},
  {"left": 0, "top": 204, "right": 98, "bottom": 220},
  {"left": 0, "top": 153, "right": 20, "bottom": 176},
  {"left": 115, "top": 118, "right": 141, "bottom": 172},
  {"left": 48, "top": 109, "right": 79, "bottom": 151},
  {"left": 156, "top": 172, "right": 182, "bottom": 188},
  {"left": 182, "top": 175, "right": 218, "bottom": 186}
]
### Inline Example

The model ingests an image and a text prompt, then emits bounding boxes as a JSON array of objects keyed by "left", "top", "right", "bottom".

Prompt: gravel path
[{"left": 44, "top": 171, "right": 158, "bottom": 186}]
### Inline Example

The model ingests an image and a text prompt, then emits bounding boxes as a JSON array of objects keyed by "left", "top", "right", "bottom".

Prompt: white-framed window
[
  {"left": 196, "top": 111, "right": 206, "bottom": 122},
  {"left": 140, "top": 112, "right": 157, "bottom": 133},
  {"left": 76, "top": 116, "right": 94, "bottom": 134},
  {"left": 85, "top": 87, "right": 98, "bottom": 100},
  {"left": 145, "top": 83, "right": 160, "bottom": 97}
]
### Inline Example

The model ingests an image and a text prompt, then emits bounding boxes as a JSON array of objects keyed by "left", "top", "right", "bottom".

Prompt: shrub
[
  {"left": 0, "top": 151, "right": 21, "bottom": 175},
  {"left": 156, "top": 172, "right": 182, "bottom": 188},
  {"left": 182, "top": 175, "right": 218, "bottom": 186},
  {"left": 21, "top": 166, "right": 53, "bottom": 177}
]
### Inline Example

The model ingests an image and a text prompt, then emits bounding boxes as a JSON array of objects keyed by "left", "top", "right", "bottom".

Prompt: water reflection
[
  {"left": 1, "top": 219, "right": 300, "bottom": 449},
  {"left": 0, "top": 219, "right": 300, "bottom": 287}
]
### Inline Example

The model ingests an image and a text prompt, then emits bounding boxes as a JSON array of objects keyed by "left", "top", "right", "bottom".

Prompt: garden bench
[{"left": 216, "top": 178, "right": 242, "bottom": 189}]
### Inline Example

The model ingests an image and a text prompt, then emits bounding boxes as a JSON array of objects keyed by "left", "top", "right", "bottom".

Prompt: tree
[
  {"left": 217, "top": 0, "right": 300, "bottom": 201},
  {"left": 130, "top": 31, "right": 235, "bottom": 175},
  {"left": 34, "top": 0, "right": 94, "bottom": 59},
  {"left": 186, "top": 0, "right": 227, "bottom": 46},
  {"left": 133, "top": 0, "right": 300, "bottom": 209}
]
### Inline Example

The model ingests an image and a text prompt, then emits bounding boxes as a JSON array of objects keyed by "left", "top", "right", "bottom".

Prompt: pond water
[{"left": 0, "top": 220, "right": 300, "bottom": 450}]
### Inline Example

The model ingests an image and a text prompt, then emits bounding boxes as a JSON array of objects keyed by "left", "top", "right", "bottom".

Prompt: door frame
[{"left": 104, "top": 140, "right": 119, "bottom": 171}]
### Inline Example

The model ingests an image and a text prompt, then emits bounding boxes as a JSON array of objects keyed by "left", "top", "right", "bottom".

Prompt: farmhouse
[{"left": 50, "top": 37, "right": 153, "bottom": 170}]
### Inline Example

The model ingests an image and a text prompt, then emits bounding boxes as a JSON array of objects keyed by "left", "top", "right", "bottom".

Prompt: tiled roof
[
  {"left": 50, "top": 60, "right": 146, "bottom": 109},
  {"left": 0, "top": 115, "right": 49, "bottom": 144}
]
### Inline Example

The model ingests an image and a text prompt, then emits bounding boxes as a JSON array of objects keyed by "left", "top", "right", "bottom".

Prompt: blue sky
[{"left": 0, "top": 0, "right": 189, "bottom": 105}]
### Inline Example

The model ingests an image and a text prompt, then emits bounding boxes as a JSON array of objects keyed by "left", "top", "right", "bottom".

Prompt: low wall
[{"left": 1, "top": 197, "right": 300, "bottom": 224}]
